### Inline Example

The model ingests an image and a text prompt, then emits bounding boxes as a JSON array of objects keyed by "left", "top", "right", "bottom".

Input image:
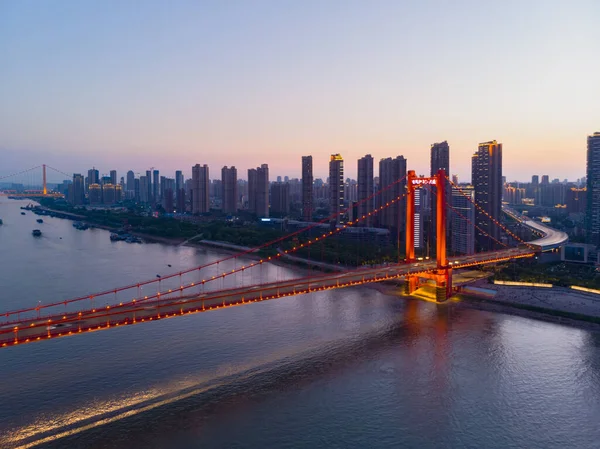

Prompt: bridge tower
[
  {"left": 405, "top": 169, "right": 452, "bottom": 302},
  {"left": 42, "top": 164, "right": 47, "bottom": 196}
]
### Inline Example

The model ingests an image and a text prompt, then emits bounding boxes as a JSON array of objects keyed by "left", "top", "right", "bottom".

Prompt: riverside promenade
[{"left": 462, "top": 279, "right": 600, "bottom": 323}]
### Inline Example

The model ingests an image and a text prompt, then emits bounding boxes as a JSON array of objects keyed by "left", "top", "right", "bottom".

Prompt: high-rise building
[
  {"left": 302, "top": 156, "right": 313, "bottom": 221},
  {"left": 175, "top": 170, "right": 184, "bottom": 201},
  {"left": 248, "top": 169, "right": 257, "bottom": 212},
  {"left": 134, "top": 178, "right": 140, "bottom": 202},
  {"left": 357, "top": 154, "right": 374, "bottom": 227},
  {"left": 102, "top": 184, "right": 116, "bottom": 204},
  {"left": 110, "top": 170, "right": 117, "bottom": 186},
  {"left": 163, "top": 188, "right": 174, "bottom": 213},
  {"left": 69, "top": 174, "right": 85, "bottom": 205},
  {"left": 586, "top": 132, "right": 600, "bottom": 246},
  {"left": 541, "top": 175, "right": 550, "bottom": 185},
  {"left": 532, "top": 175, "right": 539, "bottom": 185},
  {"left": 153, "top": 170, "right": 160, "bottom": 203},
  {"left": 379, "top": 156, "right": 407, "bottom": 239},
  {"left": 567, "top": 187, "right": 587, "bottom": 215},
  {"left": 270, "top": 182, "right": 290, "bottom": 217},
  {"left": 87, "top": 168, "right": 99, "bottom": 192},
  {"left": 88, "top": 184, "right": 102, "bottom": 205},
  {"left": 126, "top": 170, "right": 135, "bottom": 192},
  {"left": 192, "top": 164, "right": 210, "bottom": 214},
  {"left": 248, "top": 164, "right": 269, "bottom": 217},
  {"left": 222, "top": 166, "right": 238, "bottom": 214},
  {"left": 176, "top": 188, "right": 186, "bottom": 213},
  {"left": 145, "top": 170, "right": 152, "bottom": 204},
  {"left": 161, "top": 178, "right": 175, "bottom": 212},
  {"left": 471, "top": 140, "right": 503, "bottom": 252},
  {"left": 160, "top": 176, "right": 167, "bottom": 200},
  {"left": 451, "top": 186, "right": 475, "bottom": 255},
  {"left": 140, "top": 176, "right": 149, "bottom": 203},
  {"left": 431, "top": 141, "right": 450, "bottom": 176},
  {"left": 329, "top": 154, "right": 344, "bottom": 223}
]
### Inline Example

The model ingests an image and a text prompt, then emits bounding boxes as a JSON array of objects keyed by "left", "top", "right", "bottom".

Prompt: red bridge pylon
[{"left": 405, "top": 169, "right": 452, "bottom": 302}]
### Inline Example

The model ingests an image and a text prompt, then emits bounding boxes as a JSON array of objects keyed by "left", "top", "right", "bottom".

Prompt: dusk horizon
[{"left": 1, "top": 0, "right": 598, "bottom": 182}]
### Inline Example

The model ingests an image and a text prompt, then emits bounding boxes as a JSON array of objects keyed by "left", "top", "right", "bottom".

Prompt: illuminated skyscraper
[
  {"left": 329, "top": 154, "right": 344, "bottom": 223},
  {"left": 586, "top": 132, "right": 600, "bottom": 246},
  {"left": 471, "top": 140, "right": 503, "bottom": 252},
  {"left": 451, "top": 186, "right": 475, "bottom": 255}
]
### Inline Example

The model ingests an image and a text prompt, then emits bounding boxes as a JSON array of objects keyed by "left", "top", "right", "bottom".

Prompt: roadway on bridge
[{"left": 0, "top": 248, "right": 534, "bottom": 347}]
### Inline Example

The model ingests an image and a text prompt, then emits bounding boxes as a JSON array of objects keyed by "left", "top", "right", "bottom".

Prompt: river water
[{"left": 1, "top": 199, "right": 600, "bottom": 449}]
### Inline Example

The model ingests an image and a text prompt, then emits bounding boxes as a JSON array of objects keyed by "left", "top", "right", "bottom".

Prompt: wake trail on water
[{"left": 3, "top": 317, "right": 408, "bottom": 449}]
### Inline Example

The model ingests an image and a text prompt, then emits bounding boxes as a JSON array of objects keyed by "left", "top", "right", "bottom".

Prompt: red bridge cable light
[
  {"left": 422, "top": 183, "right": 507, "bottom": 249},
  {"left": 0, "top": 175, "right": 409, "bottom": 320},
  {"left": 0, "top": 191, "right": 412, "bottom": 328},
  {"left": 0, "top": 190, "right": 410, "bottom": 327},
  {"left": 446, "top": 203, "right": 508, "bottom": 248},
  {"left": 445, "top": 177, "right": 536, "bottom": 250}
]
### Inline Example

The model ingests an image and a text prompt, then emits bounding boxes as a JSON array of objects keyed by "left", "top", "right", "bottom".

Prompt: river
[{"left": 1, "top": 199, "right": 600, "bottom": 449}]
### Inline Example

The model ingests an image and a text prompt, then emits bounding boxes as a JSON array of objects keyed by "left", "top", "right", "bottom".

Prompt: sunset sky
[{"left": 1, "top": 0, "right": 598, "bottom": 183}]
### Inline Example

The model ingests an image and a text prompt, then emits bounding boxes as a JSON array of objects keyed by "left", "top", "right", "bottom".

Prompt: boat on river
[
  {"left": 36, "top": 218, "right": 44, "bottom": 223},
  {"left": 32, "top": 229, "right": 42, "bottom": 237}
]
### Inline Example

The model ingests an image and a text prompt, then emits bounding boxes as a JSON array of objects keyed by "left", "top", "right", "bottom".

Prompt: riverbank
[{"left": 455, "top": 280, "right": 600, "bottom": 329}]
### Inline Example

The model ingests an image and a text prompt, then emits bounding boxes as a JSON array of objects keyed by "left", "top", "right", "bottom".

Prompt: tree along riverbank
[{"left": 34, "top": 199, "right": 402, "bottom": 267}]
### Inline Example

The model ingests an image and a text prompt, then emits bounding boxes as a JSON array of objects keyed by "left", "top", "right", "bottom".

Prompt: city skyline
[{"left": 1, "top": 1, "right": 598, "bottom": 181}]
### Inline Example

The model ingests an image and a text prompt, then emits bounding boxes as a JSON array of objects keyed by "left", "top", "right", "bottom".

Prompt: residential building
[
  {"left": 378, "top": 156, "right": 407, "bottom": 245},
  {"left": 329, "top": 154, "right": 344, "bottom": 223},
  {"left": 192, "top": 164, "right": 210, "bottom": 214},
  {"left": 587, "top": 132, "right": 600, "bottom": 245},
  {"left": 271, "top": 182, "right": 290, "bottom": 216},
  {"left": 222, "top": 166, "right": 238, "bottom": 214},
  {"left": 357, "top": 154, "right": 374, "bottom": 226},
  {"left": 451, "top": 186, "right": 475, "bottom": 255},
  {"left": 69, "top": 174, "right": 85, "bottom": 206},
  {"left": 302, "top": 156, "right": 313, "bottom": 221},
  {"left": 471, "top": 140, "right": 503, "bottom": 251}
]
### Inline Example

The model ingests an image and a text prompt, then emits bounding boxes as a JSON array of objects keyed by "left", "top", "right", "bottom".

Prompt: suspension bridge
[
  {"left": 0, "top": 165, "right": 68, "bottom": 198},
  {"left": 0, "top": 169, "right": 558, "bottom": 348}
]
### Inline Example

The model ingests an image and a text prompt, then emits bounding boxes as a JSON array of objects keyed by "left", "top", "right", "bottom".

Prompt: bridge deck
[{"left": 0, "top": 248, "right": 534, "bottom": 347}]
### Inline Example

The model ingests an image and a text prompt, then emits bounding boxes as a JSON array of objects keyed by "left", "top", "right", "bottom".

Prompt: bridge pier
[
  {"left": 404, "top": 276, "right": 420, "bottom": 295},
  {"left": 434, "top": 267, "right": 452, "bottom": 303},
  {"left": 405, "top": 267, "right": 453, "bottom": 303}
]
